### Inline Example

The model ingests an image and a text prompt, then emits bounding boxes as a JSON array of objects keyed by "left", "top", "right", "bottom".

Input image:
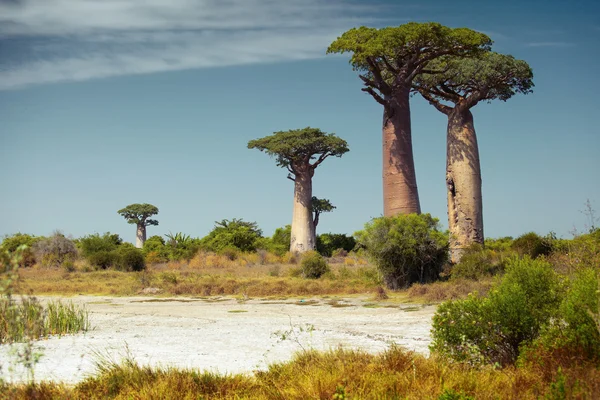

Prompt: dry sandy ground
[{"left": 0, "top": 295, "right": 436, "bottom": 384}]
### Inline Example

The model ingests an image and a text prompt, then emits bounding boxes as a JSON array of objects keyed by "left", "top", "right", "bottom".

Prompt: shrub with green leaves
[
  {"left": 200, "top": 219, "right": 263, "bottom": 253},
  {"left": 88, "top": 251, "right": 118, "bottom": 269},
  {"left": 0, "top": 233, "right": 41, "bottom": 267},
  {"left": 78, "top": 232, "right": 122, "bottom": 257},
  {"left": 115, "top": 247, "right": 146, "bottom": 272},
  {"left": 525, "top": 268, "right": 600, "bottom": 363},
  {"left": 431, "top": 257, "right": 562, "bottom": 365},
  {"left": 355, "top": 214, "right": 448, "bottom": 289},
  {"left": 450, "top": 244, "right": 508, "bottom": 280},
  {"left": 316, "top": 233, "right": 356, "bottom": 257},
  {"left": 300, "top": 251, "right": 329, "bottom": 279},
  {"left": 511, "top": 232, "right": 552, "bottom": 259}
]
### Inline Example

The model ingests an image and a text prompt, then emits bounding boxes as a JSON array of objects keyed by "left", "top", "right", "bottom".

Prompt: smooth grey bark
[
  {"left": 290, "top": 168, "right": 316, "bottom": 253},
  {"left": 136, "top": 224, "right": 147, "bottom": 249}
]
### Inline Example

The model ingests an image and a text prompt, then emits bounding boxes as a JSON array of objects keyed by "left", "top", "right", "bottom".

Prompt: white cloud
[{"left": 0, "top": 0, "right": 382, "bottom": 90}]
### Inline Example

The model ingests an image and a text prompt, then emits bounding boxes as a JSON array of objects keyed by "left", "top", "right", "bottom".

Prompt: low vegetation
[
  {"left": 3, "top": 345, "right": 599, "bottom": 399},
  {"left": 2, "top": 210, "right": 599, "bottom": 398}
]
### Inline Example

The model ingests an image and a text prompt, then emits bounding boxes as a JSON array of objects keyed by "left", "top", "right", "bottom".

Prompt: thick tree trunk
[
  {"left": 136, "top": 224, "right": 146, "bottom": 249},
  {"left": 446, "top": 108, "right": 484, "bottom": 263},
  {"left": 290, "top": 170, "right": 316, "bottom": 253},
  {"left": 383, "top": 86, "right": 421, "bottom": 216}
]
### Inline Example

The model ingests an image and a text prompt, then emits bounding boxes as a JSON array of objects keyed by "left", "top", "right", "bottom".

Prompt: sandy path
[{"left": 0, "top": 296, "right": 436, "bottom": 384}]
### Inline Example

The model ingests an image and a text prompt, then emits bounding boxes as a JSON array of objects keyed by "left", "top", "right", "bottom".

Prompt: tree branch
[
  {"left": 311, "top": 152, "right": 331, "bottom": 169},
  {"left": 361, "top": 87, "right": 388, "bottom": 107},
  {"left": 417, "top": 89, "right": 452, "bottom": 115},
  {"left": 287, "top": 173, "right": 296, "bottom": 182}
]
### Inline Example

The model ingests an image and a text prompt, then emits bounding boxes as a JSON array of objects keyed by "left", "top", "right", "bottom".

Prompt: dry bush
[
  {"left": 407, "top": 278, "right": 494, "bottom": 303},
  {"left": 6, "top": 346, "right": 598, "bottom": 399}
]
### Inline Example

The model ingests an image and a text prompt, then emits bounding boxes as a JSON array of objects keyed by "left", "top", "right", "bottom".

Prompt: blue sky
[{"left": 1, "top": 0, "right": 599, "bottom": 244}]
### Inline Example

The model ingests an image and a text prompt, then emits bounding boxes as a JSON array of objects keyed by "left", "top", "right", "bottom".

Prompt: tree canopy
[
  {"left": 117, "top": 204, "right": 159, "bottom": 226},
  {"left": 247, "top": 127, "right": 349, "bottom": 176},
  {"left": 327, "top": 22, "right": 492, "bottom": 104},
  {"left": 414, "top": 52, "right": 534, "bottom": 112}
]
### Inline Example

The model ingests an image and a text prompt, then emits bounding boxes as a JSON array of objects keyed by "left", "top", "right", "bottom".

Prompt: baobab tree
[
  {"left": 311, "top": 197, "right": 336, "bottom": 237},
  {"left": 414, "top": 52, "right": 533, "bottom": 262},
  {"left": 327, "top": 22, "right": 491, "bottom": 216},
  {"left": 117, "top": 203, "right": 159, "bottom": 248},
  {"left": 248, "top": 127, "right": 349, "bottom": 253}
]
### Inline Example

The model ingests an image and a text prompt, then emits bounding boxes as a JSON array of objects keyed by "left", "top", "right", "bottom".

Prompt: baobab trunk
[
  {"left": 136, "top": 224, "right": 146, "bottom": 249},
  {"left": 446, "top": 108, "right": 484, "bottom": 263},
  {"left": 290, "top": 170, "right": 316, "bottom": 253},
  {"left": 383, "top": 86, "right": 421, "bottom": 216}
]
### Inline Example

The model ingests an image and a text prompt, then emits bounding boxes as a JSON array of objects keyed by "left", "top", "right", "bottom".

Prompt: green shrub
[
  {"left": 431, "top": 257, "right": 562, "bottom": 365},
  {"left": 316, "top": 233, "right": 356, "bottom": 257},
  {"left": 115, "top": 248, "right": 146, "bottom": 272},
  {"left": 511, "top": 232, "right": 552, "bottom": 259},
  {"left": 33, "top": 232, "right": 78, "bottom": 268},
  {"left": 525, "top": 268, "right": 600, "bottom": 364},
  {"left": 484, "top": 236, "right": 514, "bottom": 252},
  {"left": 199, "top": 219, "right": 263, "bottom": 253},
  {"left": 88, "top": 251, "right": 117, "bottom": 269},
  {"left": 300, "top": 251, "right": 329, "bottom": 279},
  {"left": 355, "top": 214, "right": 448, "bottom": 289},
  {"left": 266, "top": 225, "right": 291, "bottom": 256},
  {"left": 450, "top": 244, "right": 507, "bottom": 280},
  {"left": 78, "top": 232, "right": 122, "bottom": 257},
  {"left": 0, "top": 233, "right": 41, "bottom": 267}
]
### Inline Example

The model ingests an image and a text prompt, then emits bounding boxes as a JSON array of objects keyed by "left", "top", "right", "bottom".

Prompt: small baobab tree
[
  {"left": 327, "top": 22, "right": 491, "bottom": 216},
  {"left": 414, "top": 52, "right": 533, "bottom": 262},
  {"left": 311, "top": 197, "right": 336, "bottom": 237},
  {"left": 117, "top": 203, "right": 159, "bottom": 248},
  {"left": 248, "top": 127, "right": 349, "bottom": 253}
]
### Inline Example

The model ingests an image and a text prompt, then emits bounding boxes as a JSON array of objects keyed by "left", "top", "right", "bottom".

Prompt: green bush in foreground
[
  {"left": 431, "top": 257, "right": 562, "bottom": 365},
  {"left": 300, "top": 251, "right": 329, "bottom": 279}
]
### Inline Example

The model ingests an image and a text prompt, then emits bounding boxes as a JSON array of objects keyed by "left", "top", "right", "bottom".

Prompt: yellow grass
[{"left": 3, "top": 346, "right": 599, "bottom": 399}]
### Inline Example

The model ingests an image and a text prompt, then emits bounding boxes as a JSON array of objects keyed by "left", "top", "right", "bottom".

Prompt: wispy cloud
[
  {"left": 0, "top": 0, "right": 383, "bottom": 90},
  {"left": 524, "top": 41, "right": 576, "bottom": 48}
]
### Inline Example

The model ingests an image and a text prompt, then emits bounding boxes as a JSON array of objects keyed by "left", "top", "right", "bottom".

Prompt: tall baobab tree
[
  {"left": 248, "top": 127, "right": 349, "bottom": 253},
  {"left": 414, "top": 52, "right": 533, "bottom": 262},
  {"left": 327, "top": 22, "right": 491, "bottom": 216},
  {"left": 117, "top": 203, "right": 159, "bottom": 248}
]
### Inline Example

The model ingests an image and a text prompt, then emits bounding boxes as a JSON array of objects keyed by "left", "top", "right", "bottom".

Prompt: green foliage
[
  {"left": 355, "top": 214, "right": 449, "bottom": 289},
  {"left": 115, "top": 247, "right": 146, "bottom": 272},
  {"left": 142, "top": 235, "right": 169, "bottom": 263},
  {"left": 511, "top": 232, "right": 553, "bottom": 259},
  {"left": 415, "top": 52, "right": 534, "bottom": 106},
  {"left": 431, "top": 257, "right": 562, "bottom": 365},
  {"left": 438, "top": 388, "right": 475, "bottom": 400},
  {"left": 300, "top": 251, "right": 330, "bottom": 279},
  {"left": 117, "top": 203, "right": 159, "bottom": 226},
  {"left": 33, "top": 232, "right": 78, "bottom": 268},
  {"left": 164, "top": 232, "right": 201, "bottom": 261},
  {"left": 327, "top": 23, "right": 491, "bottom": 84},
  {"left": 0, "top": 233, "right": 40, "bottom": 267},
  {"left": 529, "top": 268, "right": 600, "bottom": 363},
  {"left": 265, "top": 225, "right": 291, "bottom": 255},
  {"left": 248, "top": 127, "right": 349, "bottom": 172},
  {"left": 484, "top": 236, "right": 514, "bottom": 252},
  {"left": 78, "top": 232, "right": 123, "bottom": 257},
  {"left": 200, "top": 219, "right": 263, "bottom": 253},
  {"left": 88, "top": 251, "right": 118, "bottom": 270},
  {"left": 450, "top": 244, "right": 508, "bottom": 280},
  {"left": 316, "top": 233, "right": 356, "bottom": 257}
]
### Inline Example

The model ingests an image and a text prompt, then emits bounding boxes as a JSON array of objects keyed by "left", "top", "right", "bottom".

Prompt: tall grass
[
  {"left": 2, "top": 346, "right": 599, "bottom": 399},
  {"left": 0, "top": 296, "right": 89, "bottom": 344}
]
